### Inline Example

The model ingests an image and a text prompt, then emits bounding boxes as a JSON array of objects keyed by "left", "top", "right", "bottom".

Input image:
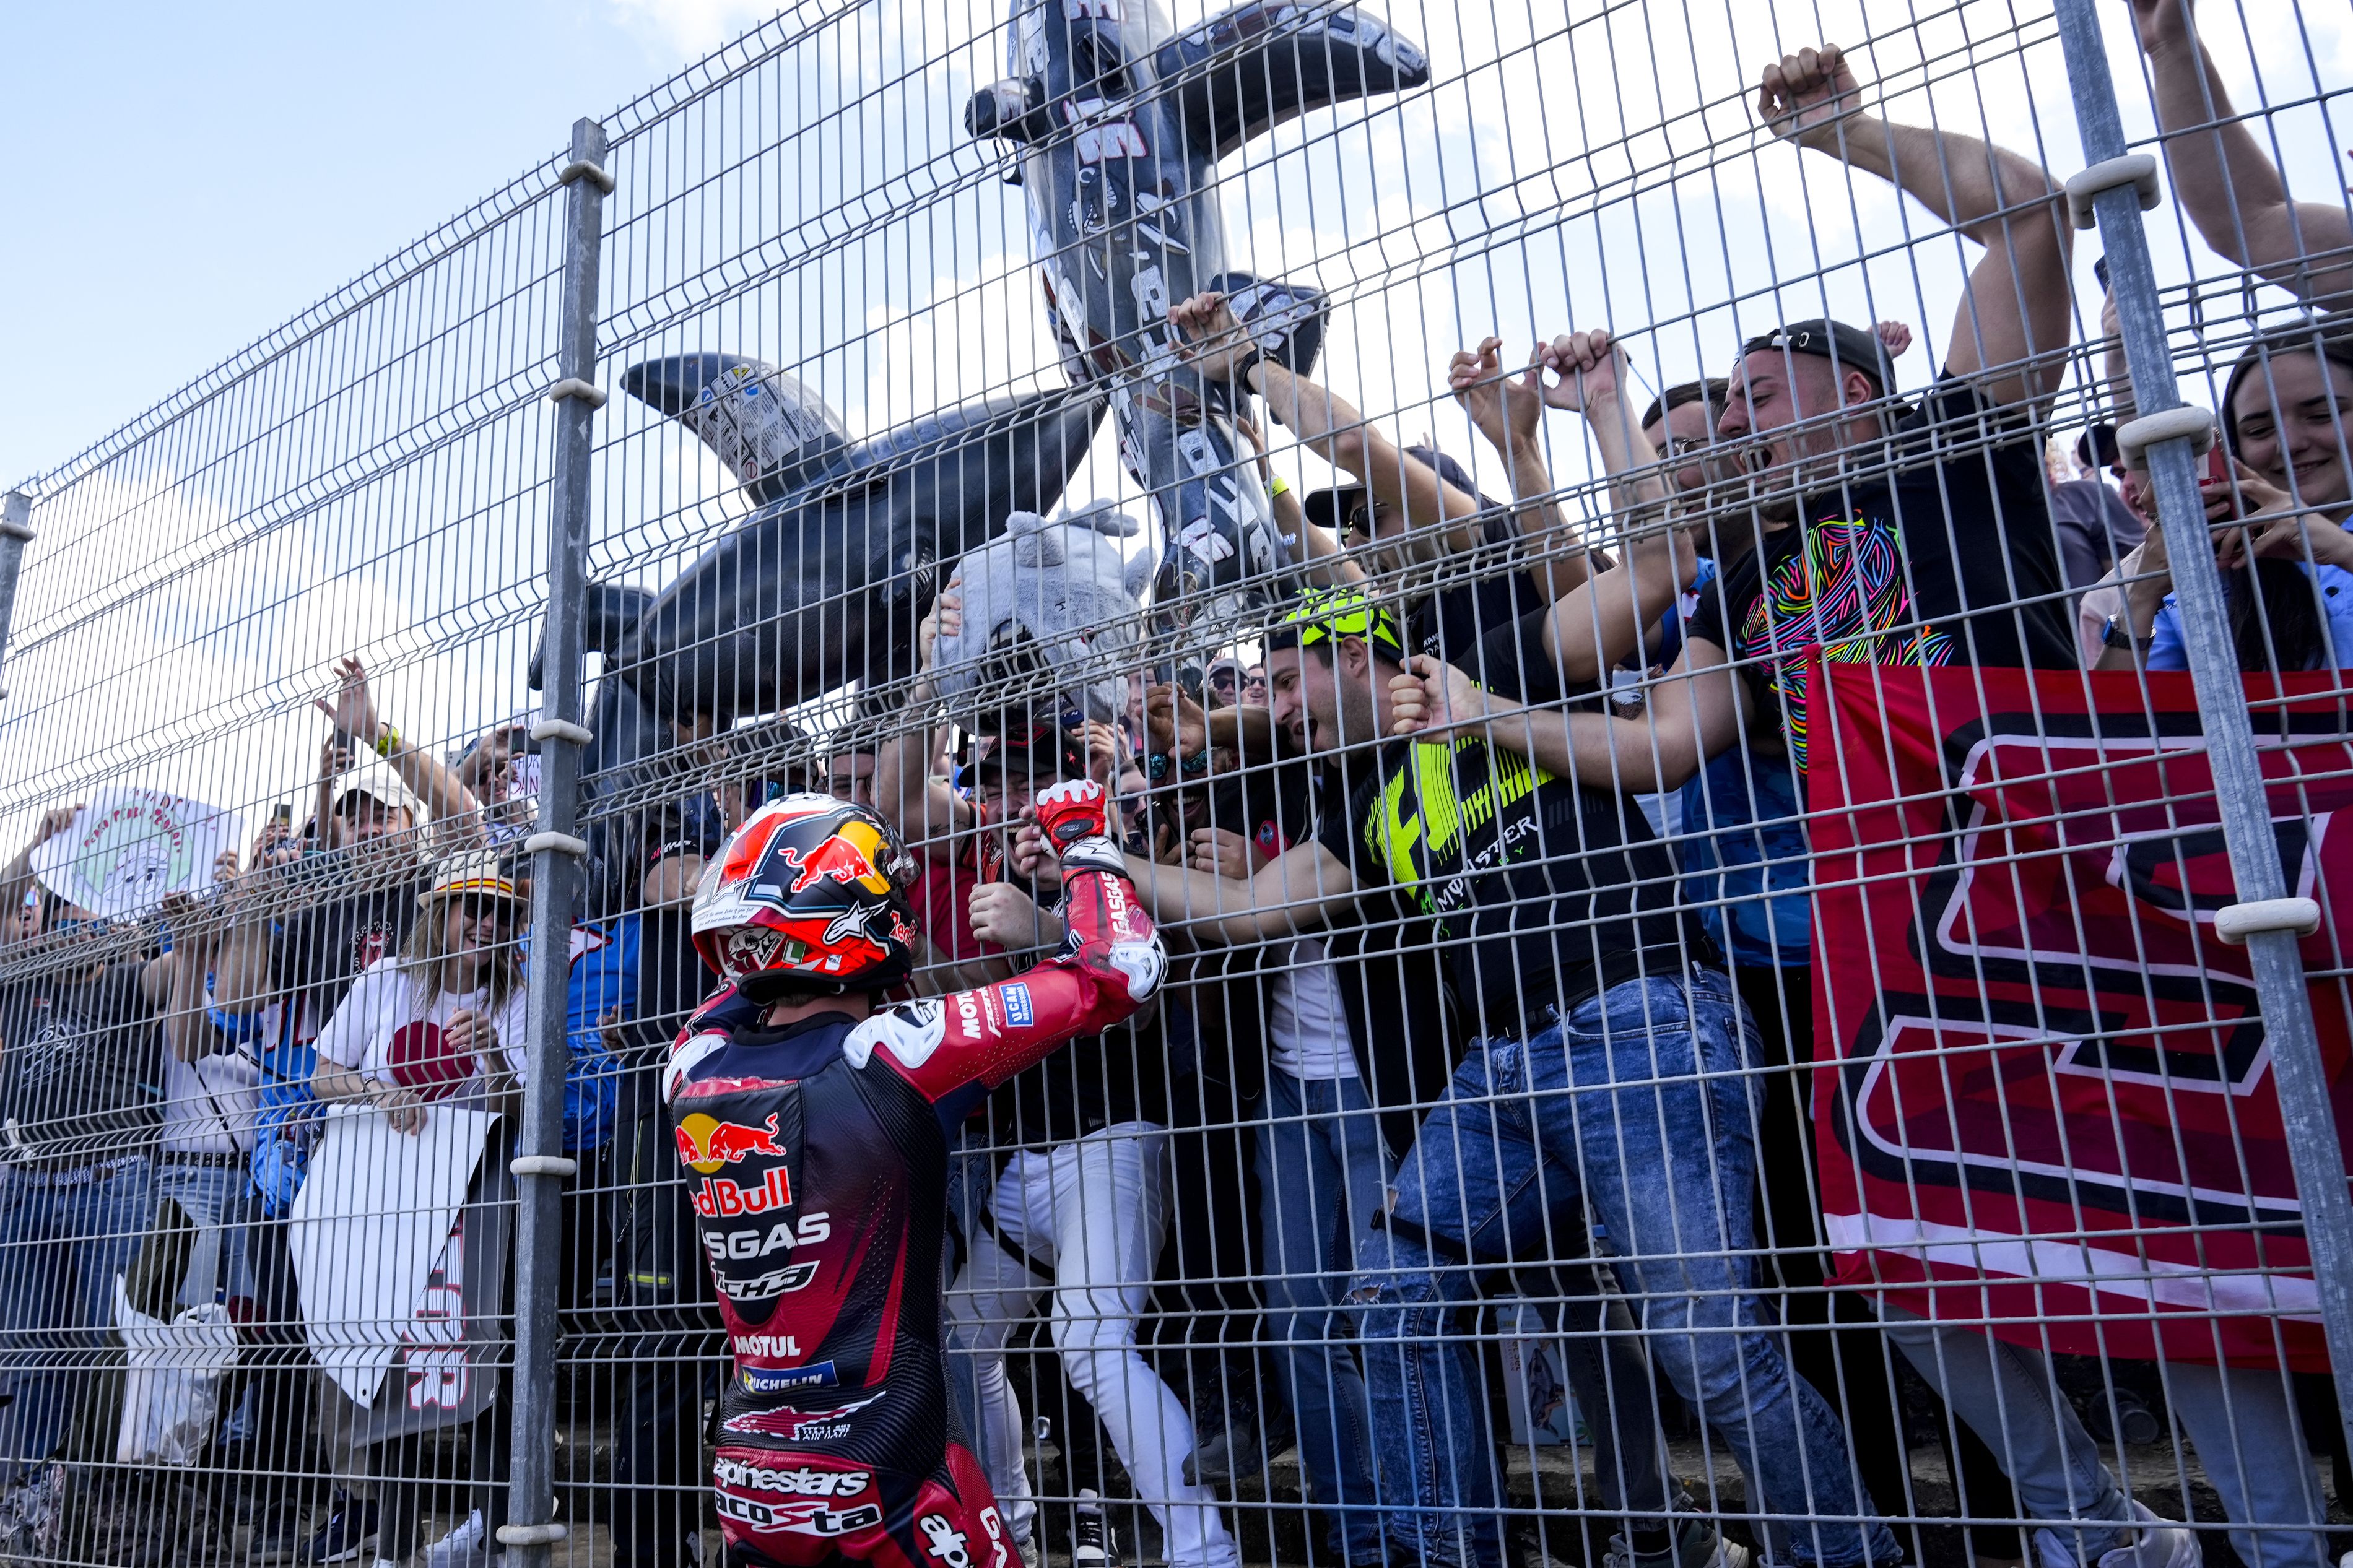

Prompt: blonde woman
[
  {"left": 311, "top": 852, "right": 527, "bottom": 1128},
  {"left": 310, "top": 851, "right": 528, "bottom": 1568}
]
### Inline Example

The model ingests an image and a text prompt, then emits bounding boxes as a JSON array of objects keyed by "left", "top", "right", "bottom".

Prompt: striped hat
[{"left": 417, "top": 849, "right": 528, "bottom": 911}]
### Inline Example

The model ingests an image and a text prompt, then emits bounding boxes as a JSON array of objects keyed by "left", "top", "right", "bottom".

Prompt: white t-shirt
[
  {"left": 1268, "top": 939, "right": 1359, "bottom": 1082},
  {"left": 313, "top": 958, "right": 529, "bottom": 1105},
  {"left": 160, "top": 1049, "right": 264, "bottom": 1155}
]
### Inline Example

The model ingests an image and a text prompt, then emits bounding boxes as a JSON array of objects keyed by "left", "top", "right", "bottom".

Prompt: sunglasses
[{"left": 457, "top": 896, "right": 519, "bottom": 927}]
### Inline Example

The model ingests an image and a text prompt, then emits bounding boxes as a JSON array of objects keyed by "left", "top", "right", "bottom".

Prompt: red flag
[{"left": 1810, "top": 662, "right": 2353, "bottom": 1367}]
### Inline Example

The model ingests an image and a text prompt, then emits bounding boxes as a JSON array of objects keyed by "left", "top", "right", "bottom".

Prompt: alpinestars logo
[{"left": 920, "top": 1514, "right": 973, "bottom": 1567}]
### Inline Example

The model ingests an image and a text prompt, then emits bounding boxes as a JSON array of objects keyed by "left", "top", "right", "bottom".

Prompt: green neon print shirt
[{"left": 1316, "top": 609, "right": 1698, "bottom": 1033}]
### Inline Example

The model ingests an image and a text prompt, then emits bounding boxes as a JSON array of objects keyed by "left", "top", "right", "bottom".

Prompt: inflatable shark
[
  {"left": 967, "top": 0, "right": 1429, "bottom": 626},
  {"left": 536, "top": 353, "right": 1105, "bottom": 794}
]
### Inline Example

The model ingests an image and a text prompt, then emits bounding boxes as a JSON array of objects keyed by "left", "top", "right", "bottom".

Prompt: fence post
[
  {"left": 0, "top": 491, "right": 35, "bottom": 698},
  {"left": 502, "top": 116, "right": 610, "bottom": 1567},
  {"left": 2050, "top": 0, "right": 2353, "bottom": 1447}
]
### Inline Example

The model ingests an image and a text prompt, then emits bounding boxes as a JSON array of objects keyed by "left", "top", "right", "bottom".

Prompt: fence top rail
[{"left": 1, "top": 0, "right": 874, "bottom": 511}]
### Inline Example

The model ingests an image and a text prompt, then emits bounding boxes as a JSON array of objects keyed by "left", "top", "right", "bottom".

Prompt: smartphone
[
  {"left": 2202, "top": 445, "right": 2230, "bottom": 487},
  {"left": 2094, "top": 254, "right": 2111, "bottom": 293},
  {"left": 271, "top": 803, "right": 292, "bottom": 823}
]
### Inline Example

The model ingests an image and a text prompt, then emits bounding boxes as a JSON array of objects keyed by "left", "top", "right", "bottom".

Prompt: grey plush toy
[{"left": 931, "top": 501, "right": 1155, "bottom": 729}]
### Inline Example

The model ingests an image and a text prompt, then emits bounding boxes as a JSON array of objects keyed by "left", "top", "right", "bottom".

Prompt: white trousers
[{"left": 945, "top": 1122, "right": 1239, "bottom": 1568}]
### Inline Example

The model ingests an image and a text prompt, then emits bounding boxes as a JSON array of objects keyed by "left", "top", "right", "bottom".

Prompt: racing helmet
[{"left": 690, "top": 794, "right": 921, "bottom": 999}]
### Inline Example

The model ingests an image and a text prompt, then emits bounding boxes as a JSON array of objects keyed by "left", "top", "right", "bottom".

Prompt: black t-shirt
[
  {"left": 0, "top": 961, "right": 162, "bottom": 1167},
  {"left": 596, "top": 790, "right": 727, "bottom": 922},
  {"left": 1200, "top": 753, "right": 1466, "bottom": 1153},
  {"left": 1407, "top": 511, "right": 1551, "bottom": 666},
  {"left": 1318, "top": 611, "right": 1698, "bottom": 1033},
  {"left": 1682, "top": 379, "right": 2077, "bottom": 771},
  {"left": 275, "top": 860, "right": 426, "bottom": 1028},
  {"left": 1181, "top": 755, "right": 1323, "bottom": 1104}
]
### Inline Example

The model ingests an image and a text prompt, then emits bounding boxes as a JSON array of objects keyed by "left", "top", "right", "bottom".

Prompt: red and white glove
[{"left": 1032, "top": 779, "right": 1121, "bottom": 873}]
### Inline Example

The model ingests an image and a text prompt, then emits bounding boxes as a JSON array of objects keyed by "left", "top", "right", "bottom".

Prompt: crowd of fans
[{"left": 2, "top": 9, "right": 2352, "bottom": 1568}]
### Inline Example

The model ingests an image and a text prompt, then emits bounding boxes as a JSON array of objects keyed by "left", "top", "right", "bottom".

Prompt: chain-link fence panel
[{"left": 3, "top": 2, "right": 2352, "bottom": 1567}]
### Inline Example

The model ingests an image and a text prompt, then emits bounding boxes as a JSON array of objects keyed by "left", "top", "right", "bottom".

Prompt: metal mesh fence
[{"left": 1, "top": 1, "right": 2351, "bottom": 1566}]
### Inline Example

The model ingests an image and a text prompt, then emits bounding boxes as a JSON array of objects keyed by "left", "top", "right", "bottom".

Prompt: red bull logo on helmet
[{"left": 676, "top": 1111, "right": 789, "bottom": 1174}]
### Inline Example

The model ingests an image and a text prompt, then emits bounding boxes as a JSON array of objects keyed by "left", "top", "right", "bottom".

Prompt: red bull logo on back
[{"left": 675, "top": 1111, "right": 789, "bottom": 1174}]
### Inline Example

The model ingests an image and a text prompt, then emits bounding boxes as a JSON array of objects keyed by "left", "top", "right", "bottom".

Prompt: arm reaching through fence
[
  {"left": 2132, "top": 0, "right": 2353, "bottom": 308},
  {"left": 1762, "top": 41, "right": 2072, "bottom": 408}
]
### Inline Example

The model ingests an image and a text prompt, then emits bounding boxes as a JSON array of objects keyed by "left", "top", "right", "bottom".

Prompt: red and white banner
[{"left": 1810, "top": 662, "right": 2353, "bottom": 1368}]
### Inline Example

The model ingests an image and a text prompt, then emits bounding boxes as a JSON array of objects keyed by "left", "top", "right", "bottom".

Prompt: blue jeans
[
  {"left": 1349, "top": 971, "right": 1895, "bottom": 1568},
  {"left": 0, "top": 1157, "right": 154, "bottom": 1488},
  {"left": 1255, "top": 1070, "right": 1391, "bottom": 1561},
  {"left": 150, "top": 1156, "right": 258, "bottom": 1309},
  {"left": 1885, "top": 1307, "right": 2334, "bottom": 1568}
]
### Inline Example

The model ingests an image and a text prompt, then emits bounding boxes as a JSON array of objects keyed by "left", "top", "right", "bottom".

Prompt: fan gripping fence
[{"left": 4, "top": 2, "right": 2353, "bottom": 1567}]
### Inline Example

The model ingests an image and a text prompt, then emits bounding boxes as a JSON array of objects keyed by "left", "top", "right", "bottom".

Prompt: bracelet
[
  {"left": 374, "top": 724, "right": 400, "bottom": 758},
  {"left": 1269, "top": 476, "right": 1291, "bottom": 499}
]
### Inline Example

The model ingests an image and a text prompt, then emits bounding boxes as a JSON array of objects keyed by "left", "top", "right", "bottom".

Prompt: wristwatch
[
  {"left": 2101, "top": 615, "right": 2155, "bottom": 654},
  {"left": 1230, "top": 348, "right": 1265, "bottom": 387}
]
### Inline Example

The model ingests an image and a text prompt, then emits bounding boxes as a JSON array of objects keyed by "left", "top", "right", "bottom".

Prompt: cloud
[{"left": 606, "top": 0, "right": 788, "bottom": 59}]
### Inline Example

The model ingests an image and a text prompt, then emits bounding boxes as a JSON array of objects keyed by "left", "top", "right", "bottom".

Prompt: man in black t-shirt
[
  {"left": 1531, "top": 45, "right": 2188, "bottom": 1568},
  {"left": 0, "top": 873, "right": 175, "bottom": 1517},
  {"left": 1552, "top": 45, "right": 2076, "bottom": 798},
  {"left": 1106, "top": 589, "right": 1894, "bottom": 1568}
]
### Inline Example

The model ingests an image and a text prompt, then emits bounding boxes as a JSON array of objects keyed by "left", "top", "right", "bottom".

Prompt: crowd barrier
[{"left": 1, "top": 1, "right": 2350, "bottom": 1565}]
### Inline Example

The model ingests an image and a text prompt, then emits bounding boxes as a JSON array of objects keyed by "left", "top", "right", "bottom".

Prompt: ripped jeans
[{"left": 1347, "top": 968, "right": 1896, "bottom": 1568}]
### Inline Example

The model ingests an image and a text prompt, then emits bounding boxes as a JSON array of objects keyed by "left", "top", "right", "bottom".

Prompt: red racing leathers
[{"left": 662, "top": 818, "right": 1163, "bottom": 1567}]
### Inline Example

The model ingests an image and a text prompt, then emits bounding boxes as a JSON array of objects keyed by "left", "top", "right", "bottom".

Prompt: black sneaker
[
  {"left": 248, "top": 1507, "right": 311, "bottom": 1565},
  {"left": 298, "top": 1494, "right": 378, "bottom": 1564},
  {"left": 1072, "top": 1488, "right": 1121, "bottom": 1568}
]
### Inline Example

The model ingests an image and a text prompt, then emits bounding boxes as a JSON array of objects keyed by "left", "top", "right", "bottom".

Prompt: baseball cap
[
  {"left": 971, "top": 719, "right": 1090, "bottom": 782},
  {"left": 1206, "top": 657, "right": 1245, "bottom": 684},
  {"left": 333, "top": 761, "right": 426, "bottom": 821},
  {"left": 1302, "top": 444, "right": 1492, "bottom": 536},
  {"left": 1738, "top": 319, "right": 1896, "bottom": 397},
  {"left": 1264, "top": 586, "right": 1409, "bottom": 662},
  {"left": 417, "top": 848, "right": 528, "bottom": 911}
]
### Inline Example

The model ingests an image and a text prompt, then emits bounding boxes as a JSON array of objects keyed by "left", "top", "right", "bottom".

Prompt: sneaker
[
  {"left": 249, "top": 1509, "right": 311, "bottom": 1565},
  {"left": 2035, "top": 1503, "right": 2202, "bottom": 1568},
  {"left": 1072, "top": 1488, "right": 1121, "bottom": 1568},
  {"left": 1604, "top": 1514, "right": 1754, "bottom": 1568},
  {"left": 422, "top": 1510, "right": 492, "bottom": 1568},
  {"left": 300, "top": 1494, "right": 380, "bottom": 1565},
  {"left": 1185, "top": 1388, "right": 1295, "bottom": 1488}
]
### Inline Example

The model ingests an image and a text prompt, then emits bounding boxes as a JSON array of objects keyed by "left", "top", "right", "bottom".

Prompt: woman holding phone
[{"left": 2097, "top": 315, "right": 2353, "bottom": 675}]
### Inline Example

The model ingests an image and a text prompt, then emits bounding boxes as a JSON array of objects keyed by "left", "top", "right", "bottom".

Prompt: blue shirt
[
  {"left": 558, "top": 917, "right": 636, "bottom": 1151},
  {"left": 2149, "top": 535, "right": 2353, "bottom": 670},
  {"left": 1644, "top": 555, "right": 1811, "bottom": 968},
  {"left": 1676, "top": 749, "right": 1812, "bottom": 969}
]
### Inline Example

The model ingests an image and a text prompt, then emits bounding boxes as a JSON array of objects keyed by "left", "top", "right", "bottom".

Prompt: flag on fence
[{"left": 1810, "top": 662, "right": 2353, "bottom": 1369}]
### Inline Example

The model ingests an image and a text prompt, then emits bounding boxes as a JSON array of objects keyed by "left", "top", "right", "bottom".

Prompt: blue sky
[{"left": 0, "top": 0, "right": 768, "bottom": 489}]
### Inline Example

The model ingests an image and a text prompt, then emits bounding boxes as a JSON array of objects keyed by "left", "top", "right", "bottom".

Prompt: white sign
[
  {"left": 30, "top": 789, "right": 243, "bottom": 919},
  {"left": 288, "top": 1103, "right": 495, "bottom": 1409}
]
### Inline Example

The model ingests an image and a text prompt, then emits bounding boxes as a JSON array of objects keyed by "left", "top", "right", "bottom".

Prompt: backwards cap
[
  {"left": 1264, "top": 586, "right": 1409, "bottom": 662},
  {"left": 1738, "top": 318, "right": 1895, "bottom": 397}
]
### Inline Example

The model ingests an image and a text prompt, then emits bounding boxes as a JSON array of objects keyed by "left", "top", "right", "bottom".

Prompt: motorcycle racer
[{"left": 662, "top": 781, "right": 1163, "bottom": 1567}]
